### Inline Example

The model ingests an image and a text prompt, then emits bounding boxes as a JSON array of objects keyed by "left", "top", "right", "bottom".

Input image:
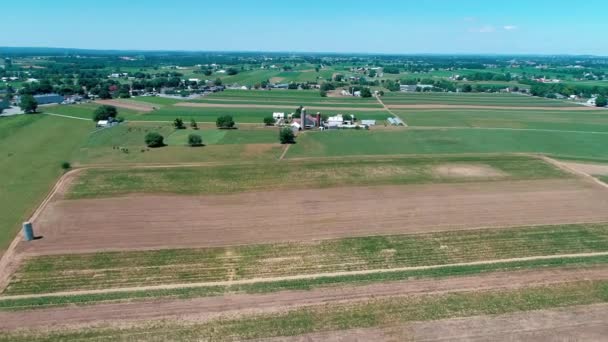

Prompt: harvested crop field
[
  {"left": 95, "top": 99, "right": 155, "bottom": 112},
  {"left": 268, "top": 304, "right": 608, "bottom": 342},
  {"left": 20, "top": 178, "right": 608, "bottom": 255},
  {"left": 1, "top": 267, "right": 606, "bottom": 331}
]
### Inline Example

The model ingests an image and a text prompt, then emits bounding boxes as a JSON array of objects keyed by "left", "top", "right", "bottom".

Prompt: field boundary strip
[
  {"left": 2, "top": 250, "right": 608, "bottom": 301},
  {"left": 385, "top": 104, "right": 598, "bottom": 111},
  {"left": 541, "top": 156, "right": 608, "bottom": 190},
  {"left": 408, "top": 126, "right": 608, "bottom": 135}
]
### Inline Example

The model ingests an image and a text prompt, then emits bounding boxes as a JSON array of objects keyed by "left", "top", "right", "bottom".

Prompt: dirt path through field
[
  {"left": 265, "top": 303, "right": 608, "bottom": 342},
  {"left": 174, "top": 102, "right": 382, "bottom": 111},
  {"left": 4, "top": 251, "right": 608, "bottom": 301},
  {"left": 376, "top": 95, "right": 407, "bottom": 125},
  {"left": 386, "top": 104, "right": 598, "bottom": 110},
  {"left": 0, "top": 266, "right": 605, "bottom": 331},
  {"left": 20, "top": 178, "right": 608, "bottom": 255}
]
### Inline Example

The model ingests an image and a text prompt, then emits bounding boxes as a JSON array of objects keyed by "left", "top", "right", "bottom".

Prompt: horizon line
[{"left": 1, "top": 46, "right": 607, "bottom": 58}]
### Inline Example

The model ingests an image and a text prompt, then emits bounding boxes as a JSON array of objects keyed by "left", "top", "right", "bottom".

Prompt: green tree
[
  {"left": 263, "top": 116, "right": 276, "bottom": 126},
  {"left": 596, "top": 96, "right": 607, "bottom": 108},
  {"left": 214, "top": 78, "right": 223, "bottom": 86},
  {"left": 360, "top": 88, "right": 372, "bottom": 98},
  {"left": 320, "top": 89, "right": 327, "bottom": 97},
  {"left": 98, "top": 88, "right": 112, "bottom": 99},
  {"left": 173, "top": 117, "right": 185, "bottom": 129},
  {"left": 190, "top": 118, "right": 198, "bottom": 130},
  {"left": 92, "top": 105, "right": 118, "bottom": 121},
  {"left": 226, "top": 68, "right": 239, "bottom": 75},
  {"left": 279, "top": 127, "right": 295, "bottom": 144},
  {"left": 462, "top": 84, "right": 473, "bottom": 93},
  {"left": 294, "top": 106, "right": 303, "bottom": 118},
  {"left": 216, "top": 115, "right": 235, "bottom": 129},
  {"left": 187, "top": 134, "right": 203, "bottom": 146},
  {"left": 145, "top": 132, "right": 165, "bottom": 147},
  {"left": 19, "top": 94, "right": 38, "bottom": 113}
]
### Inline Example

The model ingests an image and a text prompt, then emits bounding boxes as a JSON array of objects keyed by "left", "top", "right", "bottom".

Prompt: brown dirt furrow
[
  {"left": 95, "top": 99, "right": 155, "bottom": 112},
  {"left": 385, "top": 104, "right": 597, "bottom": 110},
  {"left": 0, "top": 266, "right": 606, "bottom": 331},
  {"left": 174, "top": 102, "right": 382, "bottom": 111},
  {"left": 19, "top": 179, "right": 608, "bottom": 255},
  {"left": 263, "top": 303, "right": 608, "bottom": 342}
]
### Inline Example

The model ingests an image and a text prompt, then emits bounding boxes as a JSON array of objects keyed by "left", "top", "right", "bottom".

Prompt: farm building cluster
[{"left": 270, "top": 107, "right": 405, "bottom": 131}]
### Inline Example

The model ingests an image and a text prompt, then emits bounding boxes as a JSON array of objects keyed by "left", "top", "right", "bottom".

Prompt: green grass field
[
  {"left": 43, "top": 103, "right": 143, "bottom": 120},
  {"left": 381, "top": 92, "right": 578, "bottom": 107},
  {"left": 396, "top": 109, "right": 608, "bottom": 132},
  {"left": 3, "top": 280, "right": 608, "bottom": 340},
  {"left": 66, "top": 155, "right": 565, "bottom": 198},
  {"left": 287, "top": 129, "right": 608, "bottom": 160},
  {"left": 0, "top": 115, "right": 93, "bottom": 255},
  {"left": 74, "top": 124, "right": 282, "bottom": 165},
  {"left": 4, "top": 223, "right": 606, "bottom": 295}
]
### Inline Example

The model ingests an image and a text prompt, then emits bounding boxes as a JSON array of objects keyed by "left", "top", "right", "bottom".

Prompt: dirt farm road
[{"left": 0, "top": 266, "right": 606, "bottom": 331}]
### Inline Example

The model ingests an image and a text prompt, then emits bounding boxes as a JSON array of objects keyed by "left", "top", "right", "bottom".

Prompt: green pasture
[
  {"left": 287, "top": 128, "right": 608, "bottom": 160},
  {"left": 396, "top": 109, "right": 608, "bottom": 132},
  {"left": 0, "top": 115, "right": 92, "bottom": 255}
]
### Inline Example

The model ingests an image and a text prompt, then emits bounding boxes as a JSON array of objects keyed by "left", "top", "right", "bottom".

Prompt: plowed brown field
[{"left": 20, "top": 178, "right": 608, "bottom": 255}]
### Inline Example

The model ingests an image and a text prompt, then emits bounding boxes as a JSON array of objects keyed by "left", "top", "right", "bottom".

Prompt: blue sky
[{"left": 2, "top": 0, "right": 606, "bottom": 55}]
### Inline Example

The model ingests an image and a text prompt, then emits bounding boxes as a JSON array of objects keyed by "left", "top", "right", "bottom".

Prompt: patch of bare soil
[
  {"left": 0, "top": 266, "right": 606, "bottom": 331},
  {"left": 268, "top": 77, "right": 284, "bottom": 84},
  {"left": 95, "top": 99, "right": 155, "bottom": 112},
  {"left": 385, "top": 104, "right": 597, "bottom": 111},
  {"left": 434, "top": 164, "right": 506, "bottom": 179},
  {"left": 264, "top": 303, "right": 608, "bottom": 342},
  {"left": 19, "top": 179, "right": 608, "bottom": 255},
  {"left": 560, "top": 161, "right": 608, "bottom": 176},
  {"left": 174, "top": 102, "right": 380, "bottom": 111},
  {"left": 242, "top": 143, "right": 279, "bottom": 157}
]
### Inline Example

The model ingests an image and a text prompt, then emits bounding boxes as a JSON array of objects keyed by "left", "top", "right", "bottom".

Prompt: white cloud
[
  {"left": 503, "top": 25, "right": 518, "bottom": 31},
  {"left": 469, "top": 25, "right": 495, "bottom": 33}
]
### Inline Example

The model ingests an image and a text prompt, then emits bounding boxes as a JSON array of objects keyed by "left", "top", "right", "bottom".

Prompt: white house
[
  {"left": 273, "top": 112, "right": 285, "bottom": 120},
  {"left": 327, "top": 114, "right": 344, "bottom": 127},
  {"left": 587, "top": 98, "right": 597, "bottom": 106}
]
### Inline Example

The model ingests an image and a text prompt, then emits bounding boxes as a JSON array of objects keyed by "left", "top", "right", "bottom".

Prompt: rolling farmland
[{"left": 3, "top": 89, "right": 608, "bottom": 340}]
